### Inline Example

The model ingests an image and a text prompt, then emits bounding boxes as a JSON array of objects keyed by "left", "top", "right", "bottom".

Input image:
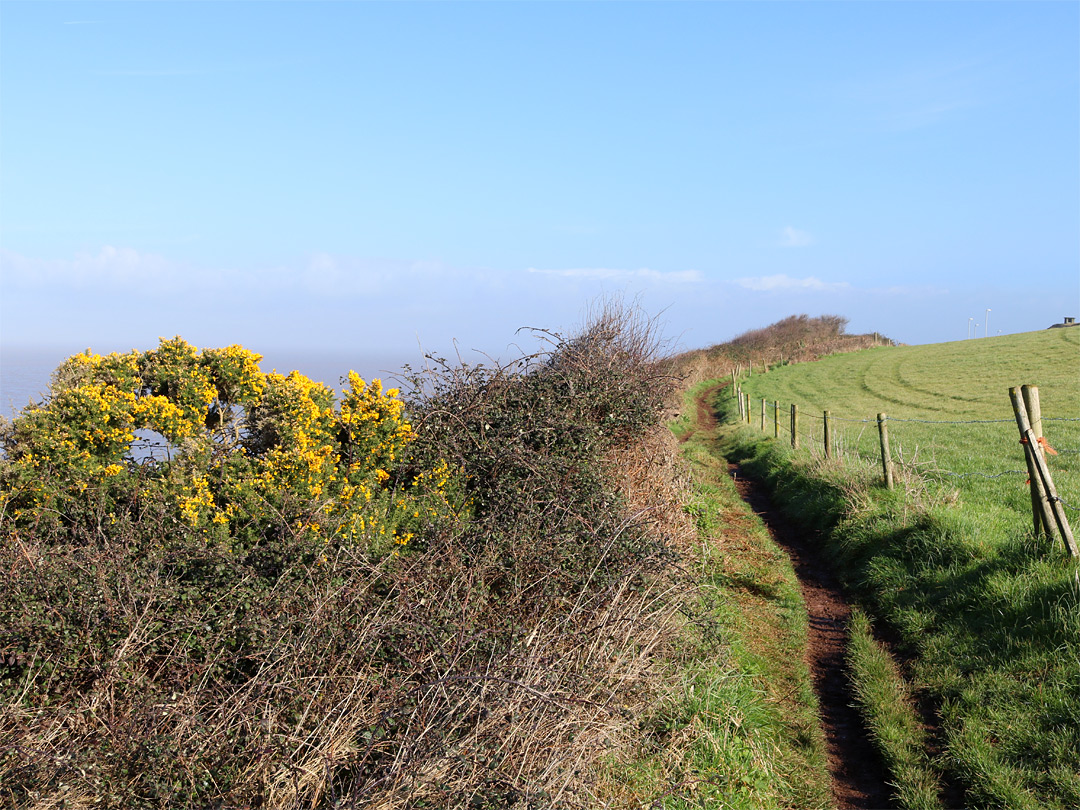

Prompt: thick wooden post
[
  {"left": 790, "top": 403, "right": 798, "bottom": 449},
  {"left": 823, "top": 410, "right": 832, "bottom": 459},
  {"left": 760, "top": 398, "right": 766, "bottom": 431},
  {"left": 731, "top": 369, "right": 737, "bottom": 396},
  {"left": 745, "top": 393, "right": 751, "bottom": 425},
  {"left": 1012, "top": 386, "right": 1054, "bottom": 539},
  {"left": 877, "top": 413, "right": 893, "bottom": 489},
  {"left": 1011, "top": 387, "right": 1077, "bottom": 555},
  {"left": 1021, "top": 386, "right": 1047, "bottom": 536},
  {"left": 773, "top": 401, "right": 780, "bottom": 438}
]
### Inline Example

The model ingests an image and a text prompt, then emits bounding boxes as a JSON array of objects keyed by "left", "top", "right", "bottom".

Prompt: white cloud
[
  {"left": 0, "top": 247, "right": 461, "bottom": 298},
  {"left": 1, "top": 246, "right": 711, "bottom": 358},
  {"left": 1, "top": 246, "right": 186, "bottom": 290},
  {"left": 528, "top": 267, "right": 703, "bottom": 284},
  {"left": 779, "top": 227, "right": 814, "bottom": 248},
  {"left": 735, "top": 274, "right": 850, "bottom": 293}
]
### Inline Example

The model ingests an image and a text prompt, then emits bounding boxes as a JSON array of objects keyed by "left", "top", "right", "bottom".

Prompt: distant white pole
[
  {"left": 968, "top": 317, "right": 973, "bottom": 339},
  {"left": 985, "top": 308, "right": 991, "bottom": 337},
  {"left": 975, "top": 323, "right": 979, "bottom": 338}
]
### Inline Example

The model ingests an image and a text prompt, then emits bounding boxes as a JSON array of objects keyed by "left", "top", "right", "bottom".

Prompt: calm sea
[{"left": 0, "top": 346, "right": 422, "bottom": 421}]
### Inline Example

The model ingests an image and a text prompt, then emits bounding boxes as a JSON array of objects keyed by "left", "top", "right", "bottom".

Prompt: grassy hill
[
  {"left": 738, "top": 327, "right": 1080, "bottom": 548},
  {"left": 739, "top": 326, "right": 1077, "bottom": 419},
  {"left": 715, "top": 326, "right": 1080, "bottom": 809}
]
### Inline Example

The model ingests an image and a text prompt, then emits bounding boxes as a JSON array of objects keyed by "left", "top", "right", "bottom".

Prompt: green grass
[
  {"left": 613, "top": 381, "right": 831, "bottom": 809},
  {"left": 738, "top": 328, "right": 1080, "bottom": 553},
  {"left": 711, "top": 329, "right": 1080, "bottom": 808},
  {"left": 846, "top": 608, "right": 942, "bottom": 810}
]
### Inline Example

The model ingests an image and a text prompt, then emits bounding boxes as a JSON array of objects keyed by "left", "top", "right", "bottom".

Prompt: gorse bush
[
  {"left": 0, "top": 304, "right": 686, "bottom": 808},
  {"left": 1, "top": 337, "right": 454, "bottom": 554},
  {"left": 0, "top": 337, "right": 463, "bottom": 807}
]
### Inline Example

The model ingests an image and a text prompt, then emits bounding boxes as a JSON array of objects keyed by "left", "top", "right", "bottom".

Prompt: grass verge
[
  {"left": 608, "top": 381, "right": 830, "bottom": 808},
  {"left": 846, "top": 608, "right": 941, "bottom": 810}
]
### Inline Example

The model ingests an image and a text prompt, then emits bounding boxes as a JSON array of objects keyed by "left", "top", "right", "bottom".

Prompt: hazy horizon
[{"left": 2, "top": 2, "right": 1077, "bottom": 355}]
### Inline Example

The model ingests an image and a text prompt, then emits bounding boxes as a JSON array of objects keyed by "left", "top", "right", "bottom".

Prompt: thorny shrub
[
  {"left": 0, "top": 303, "right": 690, "bottom": 809},
  {"left": 404, "top": 299, "right": 676, "bottom": 593},
  {"left": 663, "top": 313, "right": 892, "bottom": 408}
]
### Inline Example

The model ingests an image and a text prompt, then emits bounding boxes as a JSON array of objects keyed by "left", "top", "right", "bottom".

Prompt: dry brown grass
[
  {"left": 1, "top": 297, "right": 710, "bottom": 809},
  {"left": 3, "top": 477, "right": 695, "bottom": 810}
]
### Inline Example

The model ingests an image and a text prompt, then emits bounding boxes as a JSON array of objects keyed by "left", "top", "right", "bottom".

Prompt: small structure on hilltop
[{"left": 1048, "top": 317, "right": 1077, "bottom": 329}]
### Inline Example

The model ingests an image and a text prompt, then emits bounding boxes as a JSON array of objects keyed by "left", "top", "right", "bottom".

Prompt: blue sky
[{"left": 2, "top": 1, "right": 1077, "bottom": 367}]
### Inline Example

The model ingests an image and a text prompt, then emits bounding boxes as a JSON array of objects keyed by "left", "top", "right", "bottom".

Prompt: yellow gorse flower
[{"left": 2, "top": 338, "right": 464, "bottom": 558}]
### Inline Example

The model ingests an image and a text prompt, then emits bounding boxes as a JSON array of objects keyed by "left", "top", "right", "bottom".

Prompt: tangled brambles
[{"left": 0, "top": 302, "right": 691, "bottom": 808}]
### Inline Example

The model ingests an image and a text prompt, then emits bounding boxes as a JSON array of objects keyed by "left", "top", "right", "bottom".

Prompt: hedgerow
[{"left": 0, "top": 302, "right": 688, "bottom": 808}]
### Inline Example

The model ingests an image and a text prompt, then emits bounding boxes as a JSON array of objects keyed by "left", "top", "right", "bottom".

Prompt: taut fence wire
[{"left": 731, "top": 379, "right": 1078, "bottom": 556}]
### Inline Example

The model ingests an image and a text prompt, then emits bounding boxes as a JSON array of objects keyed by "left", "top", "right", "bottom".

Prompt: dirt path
[
  {"left": 728, "top": 464, "right": 892, "bottom": 809},
  {"left": 696, "top": 384, "right": 892, "bottom": 809}
]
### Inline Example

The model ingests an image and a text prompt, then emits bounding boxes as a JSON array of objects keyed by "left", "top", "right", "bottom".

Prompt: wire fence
[{"left": 733, "top": 383, "right": 1080, "bottom": 542}]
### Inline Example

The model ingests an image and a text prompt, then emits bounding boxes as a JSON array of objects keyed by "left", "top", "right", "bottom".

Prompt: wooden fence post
[
  {"left": 731, "top": 369, "right": 737, "bottom": 396},
  {"left": 760, "top": 398, "right": 766, "bottom": 431},
  {"left": 824, "top": 410, "right": 832, "bottom": 459},
  {"left": 1012, "top": 386, "right": 1053, "bottom": 539},
  {"left": 877, "top": 413, "right": 893, "bottom": 489},
  {"left": 790, "top": 403, "right": 798, "bottom": 449},
  {"left": 745, "top": 393, "right": 751, "bottom": 425},
  {"left": 1021, "top": 385, "right": 1047, "bottom": 536},
  {"left": 1010, "top": 387, "right": 1077, "bottom": 556},
  {"left": 773, "top": 401, "right": 780, "bottom": 438}
]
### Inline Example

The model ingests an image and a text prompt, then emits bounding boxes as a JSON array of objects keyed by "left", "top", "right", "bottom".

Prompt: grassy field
[
  {"left": 737, "top": 327, "right": 1080, "bottom": 552},
  {"left": 713, "top": 327, "right": 1080, "bottom": 808}
]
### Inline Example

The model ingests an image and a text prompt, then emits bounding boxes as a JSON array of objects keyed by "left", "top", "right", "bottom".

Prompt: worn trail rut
[
  {"left": 697, "top": 387, "right": 892, "bottom": 809},
  {"left": 728, "top": 464, "right": 892, "bottom": 810}
]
